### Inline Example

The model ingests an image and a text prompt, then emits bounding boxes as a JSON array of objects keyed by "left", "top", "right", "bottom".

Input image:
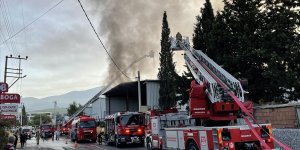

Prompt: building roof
[{"left": 103, "top": 80, "right": 159, "bottom": 97}]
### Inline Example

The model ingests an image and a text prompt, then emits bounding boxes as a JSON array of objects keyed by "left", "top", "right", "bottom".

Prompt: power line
[
  {"left": 0, "top": 0, "right": 65, "bottom": 46},
  {"left": 0, "top": 0, "right": 21, "bottom": 68},
  {"left": 76, "top": 0, "right": 131, "bottom": 79},
  {"left": 0, "top": 0, "right": 17, "bottom": 55}
]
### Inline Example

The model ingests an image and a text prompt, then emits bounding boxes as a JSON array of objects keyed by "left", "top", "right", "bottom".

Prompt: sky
[{"left": 0, "top": 0, "right": 223, "bottom": 98}]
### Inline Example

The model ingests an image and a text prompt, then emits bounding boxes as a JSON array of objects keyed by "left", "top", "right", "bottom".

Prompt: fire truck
[
  {"left": 40, "top": 124, "right": 55, "bottom": 138},
  {"left": 144, "top": 34, "right": 290, "bottom": 150},
  {"left": 70, "top": 115, "right": 97, "bottom": 142},
  {"left": 104, "top": 112, "right": 145, "bottom": 147},
  {"left": 61, "top": 119, "right": 73, "bottom": 135}
]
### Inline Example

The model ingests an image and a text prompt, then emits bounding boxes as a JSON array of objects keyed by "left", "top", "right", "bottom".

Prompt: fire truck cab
[
  {"left": 40, "top": 124, "right": 55, "bottom": 138},
  {"left": 104, "top": 112, "right": 145, "bottom": 147},
  {"left": 70, "top": 115, "right": 97, "bottom": 142}
]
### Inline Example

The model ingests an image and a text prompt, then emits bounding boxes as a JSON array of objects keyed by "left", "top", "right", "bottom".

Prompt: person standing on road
[
  {"left": 51, "top": 130, "right": 54, "bottom": 141},
  {"left": 42, "top": 131, "right": 45, "bottom": 142},
  {"left": 20, "top": 132, "right": 26, "bottom": 148},
  {"left": 13, "top": 132, "right": 18, "bottom": 149},
  {"left": 55, "top": 129, "right": 60, "bottom": 141},
  {"left": 36, "top": 131, "right": 40, "bottom": 145}
]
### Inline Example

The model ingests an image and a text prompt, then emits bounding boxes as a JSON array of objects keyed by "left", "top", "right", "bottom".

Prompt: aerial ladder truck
[{"left": 144, "top": 34, "right": 290, "bottom": 150}]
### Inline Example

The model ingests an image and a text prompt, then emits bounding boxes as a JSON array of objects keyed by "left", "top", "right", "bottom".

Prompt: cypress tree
[
  {"left": 22, "top": 105, "right": 28, "bottom": 125},
  {"left": 193, "top": 15, "right": 205, "bottom": 50},
  {"left": 193, "top": 0, "right": 215, "bottom": 55},
  {"left": 158, "top": 11, "right": 178, "bottom": 109}
]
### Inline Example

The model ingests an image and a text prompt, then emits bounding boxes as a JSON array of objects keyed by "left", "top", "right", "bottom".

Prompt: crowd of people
[
  {"left": 4, "top": 129, "right": 61, "bottom": 150},
  {"left": 4, "top": 131, "right": 29, "bottom": 150}
]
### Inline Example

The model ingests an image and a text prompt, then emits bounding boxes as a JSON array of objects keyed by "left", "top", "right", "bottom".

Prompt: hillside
[{"left": 22, "top": 86, "right": 102, "bottom": 112}]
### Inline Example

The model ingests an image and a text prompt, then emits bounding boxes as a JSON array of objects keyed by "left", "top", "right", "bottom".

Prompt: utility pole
[
  {"left": 4, "top": 55, "right": 28, "bottom": 88},
  {"left": 54, "top": 101, "right": 57, "bottom": 127},
  {"left": 40, "top": 113, "right": 42, "bottom": 125},
  {"left": 20, "top": 103, "right": 23, "bottom": 126},
  {"left": 137, "top": 71, "right": 141, "bottom": 112}
]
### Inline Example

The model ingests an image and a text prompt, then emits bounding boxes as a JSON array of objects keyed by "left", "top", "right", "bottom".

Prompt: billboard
[
  {"left": 0, "top": 104, "right": 18, "bottom": 113},
  {"left": 0, "top": 115, "right": 16, "bottom": 119},
  {"left": 0, "top": 93, "right": 21, "bottom": 103}
]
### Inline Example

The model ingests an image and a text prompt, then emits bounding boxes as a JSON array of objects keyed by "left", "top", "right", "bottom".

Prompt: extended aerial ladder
[
  {"left": 168, "top": 33, "right": 291, "bottom": 150},
  {"left": 170, "top": 34, "right": 245, "bottom": 125},
  {"left": 171, "top": 35, "right": 244, "bottom": 104}
]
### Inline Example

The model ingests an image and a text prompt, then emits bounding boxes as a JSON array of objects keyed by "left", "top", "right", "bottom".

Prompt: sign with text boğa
[
  {"left": 0, "top": 82, "right": 8, "bottom": 92},
  {"left": 0, "top": 93, "right": 20, "bottom": 103}
]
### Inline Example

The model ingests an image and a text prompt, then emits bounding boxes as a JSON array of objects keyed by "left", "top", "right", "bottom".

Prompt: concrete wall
[{"left": 254, "top": 106, "right": 298, "bottom": 128}]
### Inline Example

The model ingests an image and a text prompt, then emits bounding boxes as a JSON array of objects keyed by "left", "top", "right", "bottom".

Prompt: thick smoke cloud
[{"left": 91, "top": 0, "right": 223, "bottom": 85}]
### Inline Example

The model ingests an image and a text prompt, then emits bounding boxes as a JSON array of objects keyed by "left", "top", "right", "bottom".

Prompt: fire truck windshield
[
  {"left": 41, "top": 125, "right": 50, "bottom": 130},
  {"left": 120, "top": 114, "right": 143, "bottom": 125},
  {"left": 79, "top": 120, "right": 96, "bottom": 128}
]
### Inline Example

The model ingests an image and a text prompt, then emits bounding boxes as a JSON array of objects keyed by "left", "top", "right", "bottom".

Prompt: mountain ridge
[{"left": 22, "top": 86, "right": 103, "bottom": 112}]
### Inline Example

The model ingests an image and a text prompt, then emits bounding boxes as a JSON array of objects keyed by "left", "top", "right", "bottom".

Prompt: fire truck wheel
[{"left": 187, "top": 141, "right": 198, "bottom": 150}]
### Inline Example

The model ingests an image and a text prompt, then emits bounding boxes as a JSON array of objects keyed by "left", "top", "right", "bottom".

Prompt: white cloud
[{"left": 0, "top": 0, "right": 224, "bottom": 98}]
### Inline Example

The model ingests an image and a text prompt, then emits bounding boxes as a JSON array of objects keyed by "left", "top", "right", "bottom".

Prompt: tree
[
  {"left": 205, "top": 0, "right": 300, "bottom": 103},
  {"left": 22, "top": 105, "right": 28, "bottom": 125},
  {"left": 30, "top": 114, "right": 52, "bottom": 125},
  {"left": 67, "top": 101, "right": 83, "bottom": 116},
  {"left": 208, "top": 0, "right": 267, "bottom": 103},
  {"left": 193, "top": 0, "right": 215, "bottom": 56},
  {"left": 258, "top": 0, "right": 300, "bottom": 102},
  {"left": 193, "top": 15, "right": 205, "bottom": 50},
  {"left": 157, "top": 11, "right": 178, "bottom": 109},
  {"left": 0, "top": 116, "right": 15, "bottom": 148},
  {"left": 176, "top": 66, "right": 193, "bottom": 106}
]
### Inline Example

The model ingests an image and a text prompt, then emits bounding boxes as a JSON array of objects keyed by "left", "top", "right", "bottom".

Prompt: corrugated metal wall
[
  {"left": 91, "top": 97, "right": 106, "bottom": 120},
  {"left": 146, "top": 82, "right": 160, "bottom": 109},
  {"left": 99, "top": 81, "right": 160, "bottom": 115},
  {"left": 105, "top": 97, "right": 139, "bottom": 115}
]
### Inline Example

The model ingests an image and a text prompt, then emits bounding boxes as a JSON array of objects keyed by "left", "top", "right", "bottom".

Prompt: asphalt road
[{"left": 16, "top": 136, "right": 146, "bottom": 150}]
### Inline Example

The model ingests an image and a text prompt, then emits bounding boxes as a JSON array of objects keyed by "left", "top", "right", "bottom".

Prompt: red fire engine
[
  {"left": 144, "top": 34, "right": 290, "bottom": 150},
  {"left": 61, "top": 120, "right": 72, "bottom": 135},
  {"left": 104, "top": 112, "right": 145, "bottom": 147},
  {"left": 70, "top": 115, "right": 97, "bottom": 142},
  {"left": 40, "top": 124, "right": 55, "bottom": 138}
]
